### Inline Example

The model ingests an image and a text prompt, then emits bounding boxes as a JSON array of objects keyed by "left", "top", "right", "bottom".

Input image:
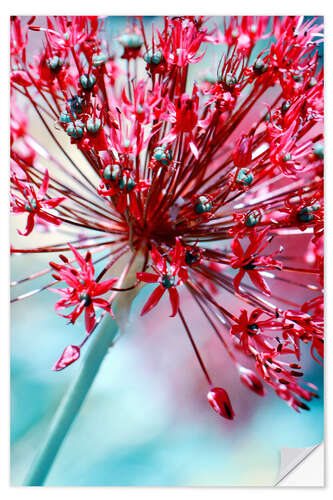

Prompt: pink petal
[{"left": 68, "top": 243, "right": 86, "bottom": 269}]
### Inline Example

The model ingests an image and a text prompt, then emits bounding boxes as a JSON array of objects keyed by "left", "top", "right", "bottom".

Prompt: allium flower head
[{"left": 11, "top": 16, "right": 324, "bottom": 420}]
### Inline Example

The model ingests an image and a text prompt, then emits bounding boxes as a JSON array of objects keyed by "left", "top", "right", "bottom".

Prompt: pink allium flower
[{"left": 10, "top": 16, "right": 324, "bottom": 421}]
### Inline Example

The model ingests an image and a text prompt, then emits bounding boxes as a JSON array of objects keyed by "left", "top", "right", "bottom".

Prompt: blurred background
[{"left": 10, "top": 16, "right": 324, "bottom": 486}]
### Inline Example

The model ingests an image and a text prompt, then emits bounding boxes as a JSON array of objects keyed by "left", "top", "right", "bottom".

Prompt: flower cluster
[{"left": 10, "top": 16, "right": 324, "bottom": 419}]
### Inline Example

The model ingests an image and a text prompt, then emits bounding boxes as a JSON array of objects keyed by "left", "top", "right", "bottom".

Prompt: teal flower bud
[
  {"left": 195, "top": 196, "right": 212, "bottom": 214},
  {"left": 66, "top": 120, "right": 85, "bottom": 139},
  {"left": 86, "top": 117, "right": 101, "bottom": 135},
  {"left": 60, "top": 110, "right": 76, "bottom": 123},
  {"left": 236, "top": 168, "right": 253, "bottom": 186},
  {"left": 46, "top": 56, "right": 63, "bottom": 72},
  {"left": 103, "top": 164, "right": 120, "bottom": 182},
  {"left": 313, "top": 143, "right": 324, "bottom": 160},
  {"left": 119, "top": 32, "right": 143, "bottom": 49},
  {"left": 144, "top": 49, "right": 164, "bottom": 65},
  {"left": 92, "top": 53, "right": 108, "bottom": 67},
  {"left": 297, "top": 204, "right": 320, "bottom": 223},
  {"left": 79, "top": 73, "right": 96, "bottom": 90}
]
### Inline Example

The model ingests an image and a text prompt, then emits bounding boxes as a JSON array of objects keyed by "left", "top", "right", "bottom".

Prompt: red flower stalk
[{"left": 10, "top": 16, "right": 323, "bottom": 418}]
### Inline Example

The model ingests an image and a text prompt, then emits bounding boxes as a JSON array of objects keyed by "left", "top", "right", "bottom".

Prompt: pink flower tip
[
  {"left": 52, "top": 345, "right": 80, "bottom": 371},
  {"left": 238, "top": 366, "right": 265, "bottom": 396},
  {"left": 207, "top": 387, "right": 235, "bottom": 420}
]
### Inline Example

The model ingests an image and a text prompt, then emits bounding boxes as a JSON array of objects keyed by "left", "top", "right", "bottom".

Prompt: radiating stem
[{"left": 23, "top": 315, "right": 119, "bottom": 486}]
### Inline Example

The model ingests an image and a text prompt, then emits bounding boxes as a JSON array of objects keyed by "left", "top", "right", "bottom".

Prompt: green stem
[{"left": 23, "top": 316, "right": 119, "bottom": 486}]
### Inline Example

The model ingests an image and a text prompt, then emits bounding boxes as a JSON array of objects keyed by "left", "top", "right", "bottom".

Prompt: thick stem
[{"left": 23, "top": 315, "right": 119, "bottom": 486}]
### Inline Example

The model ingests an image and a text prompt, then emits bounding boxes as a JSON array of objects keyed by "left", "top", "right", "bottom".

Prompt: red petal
[
  {"left": 137, "top": 272, "right": 158, "bottom": 283},
  {"left": 38, "top": 169, "right": 49, "bottom": 198},
  {"left": 151, "top": 246, "right": 166, "bottom": 273},
  {"left": 231, "top": 237, "right": 243, "bottom": 258},
  {"left": 68, "top": 243, "right": 86, "bottom": 269},
  {"left": 140, "top": 285, "right": 165, "bottom": 316},
  {"left": 18, "top": 212, "right": 35, "bottom": 236},
  {"left": 171, "top": 238, "right": 184, "bottom": 268},
  {"left": 94, "top": 278, "right": 118, "bottom": 295},
  {"left": 249, "top": 271, "right": 271, "bottom": 296},
  {"left": 91, "top": 129, "right": 109, "bottom": 151},
  {"left": 42, "top": 196, "right": 65, "bottom": 208},
  {"left": 168, "top": 287, "right": 179, "bottom": 317},
  {"left": 233, "top": 269, "right": 245, "bottom": 294}
]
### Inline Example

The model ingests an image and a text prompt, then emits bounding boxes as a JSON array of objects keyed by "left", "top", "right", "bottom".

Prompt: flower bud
[
  {"left": 46, "top": 56, "right": 63, "bottom": 72},
  {"left": 144, "top": 49, "right": 164, "bottom": 66},
  {"left": 238, "top": 366, "right": 264, "bottom": 396},
  {"left": 92, "top": 52, "right": 108, "bottom": 67},
  {"left": 313, "top": 143, "right": 324, "bottom": 160},
  {"left": 245, "top": 209, "right": 262, "bottom": 227},
  {"left": 60, "top": 110, "right": 76, "bottom": 123},
  {"left": 53, "top": 345, "right": 80, "bottom": 371},
  {"left": 195, "top": 195, "right": 212, "bottom": 214},
  {"left": 68, "top": 95, "right": 84, "bottom": 114},
  {"left": 207, "top": 387, "right": 235, "bottom": 420},
  {"left": 103, "top": 163, "right": 120, "bottom": 181},
  {"left": 86, "top": 117, "right": 102, "bottom": 135},
  {"left": 79, "top": 73, "right": 96, "bottom": 90},
  {"left": 236, "top": 168, "right": 253, "bottom": 186},
  {"left": 253, "top": 58, "right": 268, "bottom": 75},
  {"left": 66, "top": 120, "right": 85, "bottom": 139},
  {"left": 297, "top": 204, "right": 320, "bottom": 223},
  {"left": 119, "top": 32, "right": 143, "bottom": 49}
]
